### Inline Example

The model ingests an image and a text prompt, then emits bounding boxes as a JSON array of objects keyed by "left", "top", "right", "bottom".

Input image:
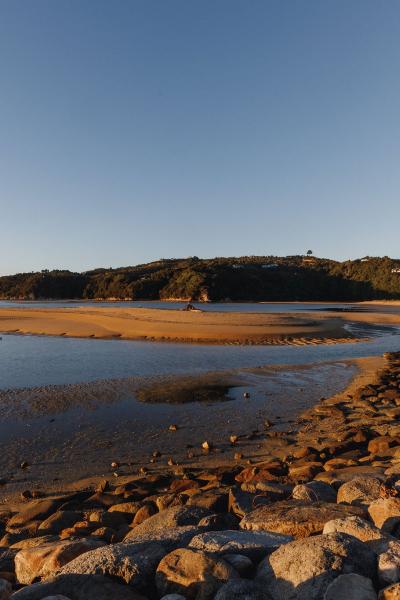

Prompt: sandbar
[{"left": 0, "top": 306, "right": 357, "bottom": 345}]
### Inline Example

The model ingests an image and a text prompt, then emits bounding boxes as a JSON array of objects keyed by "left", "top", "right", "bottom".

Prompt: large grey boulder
[
  {"left": 323, "top": 573, "right": 377, "bottom": 599},
  {"left": 257, "top": 532, "right": 376, "bottom": 600},
  {"left": 59, "top": 541, "right": 165, "bottom": 589},
  {"left": 10, "top": 574, "right": 147, "bottom": 599},
  {"left": 189, "top": 529, "right": 292, "bottom": 561},
  {"left": 240, "top": 500, "right": 364, "bottom": 538},
  {"left": 156, "top": 547, "right": 239, "bottom": 600},
  {"left": 124, "top": 506, "right": 211, "bottom": 538}
]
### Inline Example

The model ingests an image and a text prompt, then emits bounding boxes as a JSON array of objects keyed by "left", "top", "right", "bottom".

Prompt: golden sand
[{"left": 0, "top": 306, "right": 354, "bottom": 345}]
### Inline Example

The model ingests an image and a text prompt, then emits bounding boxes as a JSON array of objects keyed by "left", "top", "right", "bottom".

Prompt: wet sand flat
[
  {"left": 0, "top": 306, "right": 356, "bottom": 344},
  {"left": 0, "top": 357, "right": 380, "bottom": 501}
]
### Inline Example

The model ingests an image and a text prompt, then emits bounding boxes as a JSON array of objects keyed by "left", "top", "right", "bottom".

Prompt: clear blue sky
[{"left": 1, "top": 1, "right": 399, "bottom": 275}]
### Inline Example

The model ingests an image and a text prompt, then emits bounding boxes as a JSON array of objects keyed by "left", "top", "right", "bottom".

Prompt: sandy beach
[{"left": 0, "top": 306, "right": 361, "bottom": 345}]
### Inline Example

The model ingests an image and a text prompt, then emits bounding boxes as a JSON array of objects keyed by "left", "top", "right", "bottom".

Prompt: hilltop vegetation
[{"left": 1, "top": 256, "right": 400, "bottom": 302}]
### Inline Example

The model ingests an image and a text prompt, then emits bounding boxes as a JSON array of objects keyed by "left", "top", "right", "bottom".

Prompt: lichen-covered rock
[
  {"left": 240, "top": 500, "right": 364, "bottom": 538},
  {"left": 11, "top": 536, "right": 59, "bottom": 550},
  {"left": 257, "top": 533, "right": 376, "bottom": 600},
  {"left": 125, "top": 506, "right": 211, "bottom": 538},
  {"left": 337, "top": 477, "right": 382, "bottom": 507},
  {"left": 379, "top": 583, "right": 400, "bottom": 599},
  {"left": 292, "top": 481, "right": 336, "bottom": 503},
  {"left": 189, "top": 529, "right": 292, "bottom": 560},
  {"left": 156, "top": 547, "right": 239, "bottom": 599},
  {"left": 7, "top": 500, "right": 64, "bottom": 531},
  {"left": 378, "top": 540, "right": 400, "bottom": 587},
  {"left": 38, "top": 511, "right": 83, "bottom": 535},
  {"left": 124, "top": 525, "right": 201, "bottom": 549},
  {"left": 15, "top": 539, "right": 105, "bottom": 585},
  {"left": 323, "top": 515, "right": 387, "bottom": 546},
  {"left": 59, "top": 541, "right": 165, "bottom": 589},
  {"left": 369, "top": 498, "right": 400, "bottom": 533}
]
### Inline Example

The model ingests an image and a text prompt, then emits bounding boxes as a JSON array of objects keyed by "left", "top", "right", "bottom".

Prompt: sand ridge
[{"left": 0, "top": 306, "right": 357, "bottom": 345}]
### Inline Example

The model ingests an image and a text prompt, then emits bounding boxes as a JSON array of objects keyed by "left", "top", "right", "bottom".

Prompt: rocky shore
[{"left": 1, "top": 352, "right": 400, "bottom": 599}]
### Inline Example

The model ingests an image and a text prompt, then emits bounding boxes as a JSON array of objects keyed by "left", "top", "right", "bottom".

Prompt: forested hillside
[{"left": 1, "top": 256, "right": 400, "bottom": 301}]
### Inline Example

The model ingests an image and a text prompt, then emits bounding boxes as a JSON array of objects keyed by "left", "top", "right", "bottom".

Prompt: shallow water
[
  {"left": 2, "top": 299, "right": 400, "bottom": 313},
  {"left": 0, "top": 322, "right": 399, "bottom": 390},
  {"left": 0, "top": 314, "right": 399, "bottom": 492},
  {"left": 0, "top": 359, "right": 357, "bottom": 489}
]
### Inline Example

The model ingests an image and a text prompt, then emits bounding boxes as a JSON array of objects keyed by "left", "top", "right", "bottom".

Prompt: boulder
[
  {"left": 7, "top": 500, "right": 64, "bottom": 531},
  {"left": 288, "top": 461, "right": 323, "bottom": 480},
  {"left": 323, "top": 515, "right": 387, "bottom": 546},
  {"left": 9, "top": 574, "right": 147, "bottom": 599},
  {"left": 59, "top": 541, "right": 165, "bottom": 589},
  {"left": 189, "top": 529, "right": 292, "bottom": 561},
  {"left": 228, "top": 487, "right": 257, "bottom": 518},
  {"left": 257, "top": 532, "right": 377, "bottom": 600},
  {"left": 15, "top": 538, "right": 104, "bottom": 584},
  {"left": 125, "top": 506, "right": 211, "bottom": 537},
  {"left": 108, "top": 502, "right": 142, "bottom": 516},
  {"left": 214, "top": 579, "right": 265, "bottom": 599},
  {"left": 156, "top": 547, "right": 239, "bottom": 599},
  {"left": 369, "top": 498, "right": 400, "bottom": 533},
  {"left": 88, "top": 510, "right": 129, "bottom": 529},
  {"left": 124, "top": 525, "right": 201, "bottom": 549},
  {"left": 11, "top": 536, "right": 59, "bottom": 550},
  {"left": 323, "top": 573, "right": 377, "bottom": 599},
  {"left": 292, "top": 481, "right": 336, "bottom": 503},
  {"left": 197, "top": 512, "right": 238, "bottom": 530},
  {"left": 240, "top": 500, "right": 364, "bottom": 538},
  {"left": 315, "top": 465, "right": 385, "bottom": 484},
  {"left": 378, "top": 540, "right": 400, "bottom": 586},
  {"left": 131, "top": 504, "right": 157, "bottom": 527},
  {"left": 337, "top": 477, "right": 382, "bottom": 506},
  {"left": 186, "top": 490, "right": 228, "bottom": 512},
  {"left": 38, "top": 512, "right": 83, "bottom": 535},
  {"left": 379, "top": 583, "right": 400, "bottom": 599}
]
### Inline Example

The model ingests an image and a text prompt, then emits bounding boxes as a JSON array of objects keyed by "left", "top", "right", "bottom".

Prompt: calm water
[
  {"left": 2, "top": 299, "right": 400, "bottom": 312},
  {"left": 0, "top": 310, "right": 399, "bottom": 490},
  {"left": 0, "top": 322, "right": 399, "bottom": 390}
]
